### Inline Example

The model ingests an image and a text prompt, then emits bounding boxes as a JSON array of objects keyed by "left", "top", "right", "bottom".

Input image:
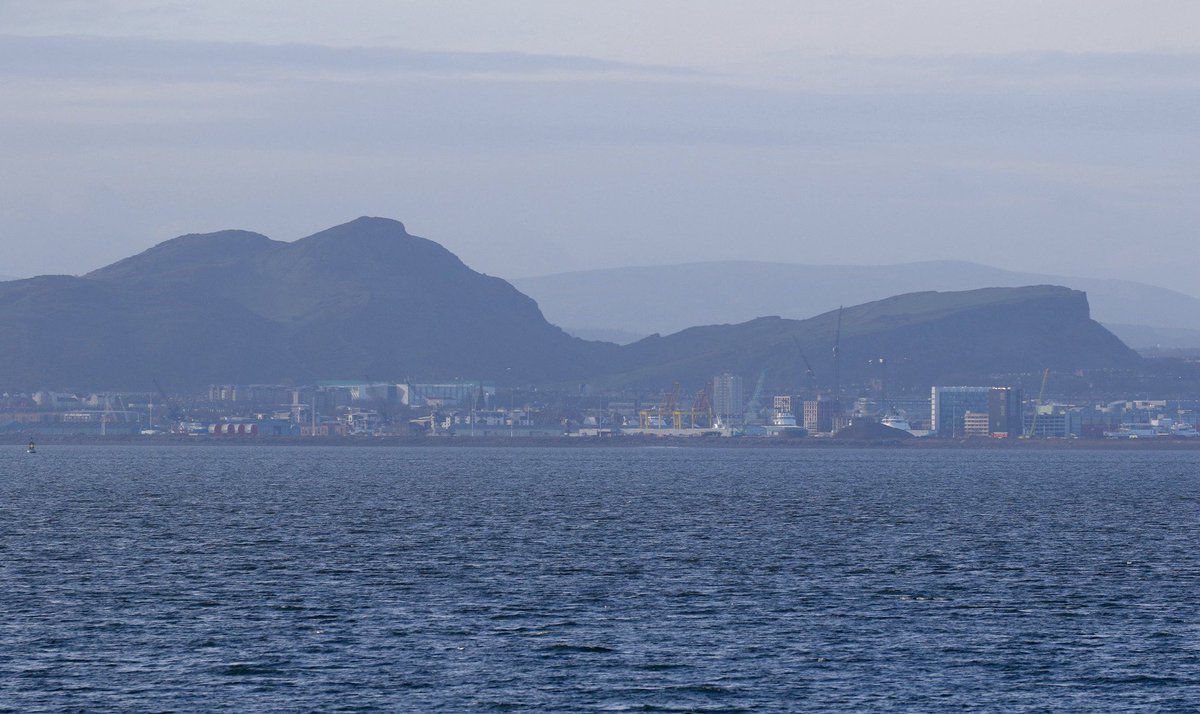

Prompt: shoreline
[{"left": 7, "top": 434, "right": 1200, "bottom": 450}]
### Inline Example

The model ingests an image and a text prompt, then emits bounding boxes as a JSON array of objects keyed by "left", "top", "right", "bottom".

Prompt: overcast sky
[{"left": 2, "top": 1, "right": 1198, "bottom": 294}]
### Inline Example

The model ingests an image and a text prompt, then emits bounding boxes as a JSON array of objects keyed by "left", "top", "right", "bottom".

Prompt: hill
[
  {"left": 513, "top": 261, "right": 1200, "bottom": 348},
  {"left": 0, "top": 217, "right": 615, "bottom": 391},
  {"left": 588, "top": 286, "right": 1139, "bottom": 392},
  {"left": 0, "top": 219, "right": 1138, "bottom": 393}
]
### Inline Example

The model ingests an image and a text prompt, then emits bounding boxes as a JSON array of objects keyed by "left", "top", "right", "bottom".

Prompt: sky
[{"left": 1, "top": 1, "right": 1198, "bottom": 294}]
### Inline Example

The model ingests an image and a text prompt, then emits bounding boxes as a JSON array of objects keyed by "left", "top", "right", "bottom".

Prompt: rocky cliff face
[
  {"left": 514, "top": 260, "right": 1200, "bottom": 339},
  {"left": 595, "top": 286, "right": 1139, "bottom": 391}
]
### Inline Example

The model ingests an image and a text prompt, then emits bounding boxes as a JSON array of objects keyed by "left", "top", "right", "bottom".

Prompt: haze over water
[{"left": 3, "top": 445, "right": 1198, "bottom": 710}]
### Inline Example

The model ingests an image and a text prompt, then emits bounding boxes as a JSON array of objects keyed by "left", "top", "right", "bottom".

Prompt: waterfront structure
[
  {"left": 208, "top": 384, "right": 293, "bottom": 405},
  {"left": 13, "top": 370, "right": 1200, "bottom": 442},
  {"left": 803, "top": 398, "right": 837, "bottom": 434},
  {"left": 988, "top": 387, "right": 1023, "bottom": 438},
  {"left": 350, "top": 383, "right": 404, "bottom": 404},
  {"left": 888, "top": 396, "right": 932, "bottom": 431},
  {"left": 931, "top": 386, "right": 990, "bottom": 437},
  {"left": 1024, "top": 406, "right": 1083, "bottom": 438},
  {"left": 766, "top": 396, "right": 807, "bottom": 437},
  {"left": 963, "top": 411, "right": 991, "bottom": 437},
  {"left": 773, "top": 395, "right": 795, "bottom": 418},
  {"left": 32, "top": 391, "right": 81, "bottom": 409},
  {"left": 408, "top": 381, "right": 494, "bottom": 407}
]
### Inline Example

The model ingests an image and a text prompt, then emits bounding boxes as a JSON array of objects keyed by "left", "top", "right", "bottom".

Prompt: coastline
[{"left": 6, "top": 433, "right": 1200, "bottom": 450}]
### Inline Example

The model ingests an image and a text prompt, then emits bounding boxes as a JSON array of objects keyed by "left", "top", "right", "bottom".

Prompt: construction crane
[
  {"left": 1025, "top": 368, "right": 1051, "bottom": 438},
  {"left": 743, "top": 369, "right": 767, "bottom": 424},
  {"left": 792, "top": 337, "right": 818, "bottom": 398},
  {"left": 100, "top": 394, "right": 115, "bottom": 437},
  {"left": 691, "top": 388, "right": 714, "bottom": 428},
  {"left": 832, "top": 306, "right": 844, "bottom": 408},
  {"left": 152, "top": 379, "right": 182, "bottom": 429},
  {"left": 666, "top": 382, "right": 684, "bottom": 429}
]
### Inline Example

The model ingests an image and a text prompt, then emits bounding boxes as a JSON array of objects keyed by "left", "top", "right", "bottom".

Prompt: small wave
[
  {"left": 637, "top": 662, "right": 689, "bottom": 671},
  {"left": 217, "top": 661, "right": 289, "bottom": 676},
  {"left": 541, "top": 643, "right": 617, "bottom": 654}
]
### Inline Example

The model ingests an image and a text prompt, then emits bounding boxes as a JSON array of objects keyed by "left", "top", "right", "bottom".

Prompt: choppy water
[{"left": 2, "top": 446, "right": 1200, "bottom": 711}]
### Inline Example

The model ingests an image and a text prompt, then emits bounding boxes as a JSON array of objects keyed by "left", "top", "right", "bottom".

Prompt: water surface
[{"left": 2, "top": 446, "right": 1198, "bottom": 711}]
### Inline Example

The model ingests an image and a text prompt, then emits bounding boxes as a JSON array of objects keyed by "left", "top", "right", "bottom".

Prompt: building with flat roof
[
  {"left": 988, "top": 387, "right": 1023, "bottom": 438},
  {"left": 963, "top": 411, "right": 991, "bottom": 437},
  {"left": 931, "top": 386, "right": 990, "bottom": 437},
  {"left": 803, "top": 398, "right": 837, "bottom": 434},
  {"left": 1024, "top": 407, "right": 1083, "bottom": 438},
  {"left": 408, "top": 381, "right": 494, "bottom": 407}
]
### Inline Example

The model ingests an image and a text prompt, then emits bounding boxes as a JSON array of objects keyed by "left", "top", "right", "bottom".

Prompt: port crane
[
  {"left": 743, "top": 369, "right": 767, "bottom": 424},
  {"left": 639, "top": 382, "right": 683, "bottom": 429},
  {"left": 792, "top": 337, "right": 818, "bottom": 398},
  {"left": 831, "top": 306, "right": 843, "bottom": 408},
  {"left": 153, "top": 379, "right": 183, "bottom": 431},
  {"left": 690, "top": 388, "right": 714, "bottom": 429},
  {"left": 1024, "top": 368, "right": 1051, "bottom": 438}
]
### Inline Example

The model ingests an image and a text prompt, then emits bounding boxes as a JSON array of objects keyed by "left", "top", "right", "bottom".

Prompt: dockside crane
[
  {"left": 639, "top": 382, "right": 682, "bottom": 429},
  {"left": 1025, "top": 368, "right": 1051, "bottom": 438},
  {"left": 667, "top": 382, "right": 684, "bottom": 429},
  {"left": 832, "top": 306, "right": 844, "bottom": 408},
  {"left": 792, "top": 337, "right": 818, "bottom": 398},
  {"left": 153, "top": 379, "right": 183, "bottom": 430},
  {"left": 743, "top": 369, "right": 767, "bottom": 424},
  {"left": 691, "top": 388, "right": 714, "bottom": 429}
]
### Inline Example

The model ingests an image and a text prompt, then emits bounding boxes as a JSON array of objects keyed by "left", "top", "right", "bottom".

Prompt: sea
[{"left": 2, "top": 445, "right": 1199, "bottom": 711}]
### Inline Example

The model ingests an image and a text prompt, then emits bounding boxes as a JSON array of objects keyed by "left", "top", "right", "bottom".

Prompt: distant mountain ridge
[
  {"left": 513, "top": 260, "right": 1200, "bottom": 347},
  {"left": 0, "top": 219, "right": 1139, "bottom": 392}
]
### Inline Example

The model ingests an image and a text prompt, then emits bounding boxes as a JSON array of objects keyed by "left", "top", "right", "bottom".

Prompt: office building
[
  {"left": 963, "top": 411, "right": 991, "bottom": 437},
  {"left": 988, "top": 387, "right": 1023, "bottom": 438},
  {"left": 803, "top": 398, "right": 837, "bottom": 433},
  {"left": 931, "top": 386, "right": 990, "bottom": 437}
]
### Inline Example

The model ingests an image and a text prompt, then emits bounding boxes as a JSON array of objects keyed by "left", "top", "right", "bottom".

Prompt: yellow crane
[
  {"left": 639, "top": 382, "right": 682, "bottom": 429},
  {"left": 665, "top": 382, "right": 683, "bottom": 429}
]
